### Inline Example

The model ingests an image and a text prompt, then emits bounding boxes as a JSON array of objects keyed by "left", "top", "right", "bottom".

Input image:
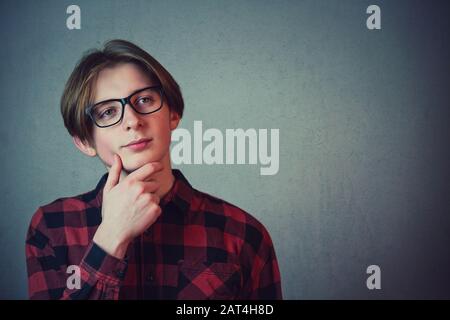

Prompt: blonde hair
[{"left": 60, "top": 39, "right": 184, "bottom": 144}]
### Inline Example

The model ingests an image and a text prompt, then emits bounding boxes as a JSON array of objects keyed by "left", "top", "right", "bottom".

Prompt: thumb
[{"left": 104, "top": 154, "right": 122, "bottom": 193}]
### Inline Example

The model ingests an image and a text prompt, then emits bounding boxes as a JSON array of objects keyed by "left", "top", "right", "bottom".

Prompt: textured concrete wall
[{"left": 0, "top": 0, "right": 449, "bottom": 299}]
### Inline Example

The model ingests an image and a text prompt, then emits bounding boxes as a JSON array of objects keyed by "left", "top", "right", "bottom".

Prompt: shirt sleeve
[
  {"left": 25, "top": 208, "right": 128, "bottom": 300},
  {"left": 239, "top": 223, "right": 283, "bottom": 300}
]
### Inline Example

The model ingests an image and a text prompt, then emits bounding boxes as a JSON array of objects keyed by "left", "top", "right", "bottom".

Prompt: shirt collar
[{"left": 93, "top": 169, "right": 194, "bottom": 214}]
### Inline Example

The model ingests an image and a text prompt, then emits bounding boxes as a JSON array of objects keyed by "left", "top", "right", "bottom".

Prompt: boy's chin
[
  {"left": 122, "top": 158, "right": 158, "bottom": 173},
  {"left": 122, "top": 162, "right": 146, "bottom": 174}
]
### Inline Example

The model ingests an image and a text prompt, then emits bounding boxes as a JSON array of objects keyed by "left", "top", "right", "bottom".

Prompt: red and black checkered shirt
[{"left": 26, "top": 169, "right": 282, "bottom": 300}]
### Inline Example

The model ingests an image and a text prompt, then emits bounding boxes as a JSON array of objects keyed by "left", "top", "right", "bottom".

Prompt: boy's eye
[
  {"left": 102, "top": 108, "right": 116, "bottom": 117},
  {"left": 137, "top": 96, "right": 153, "bottom": 105},
  {"left": 94, "top": 105, "right": 119, "bottom": 119}
]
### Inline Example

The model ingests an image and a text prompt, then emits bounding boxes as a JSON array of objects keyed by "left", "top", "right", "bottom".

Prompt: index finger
[{"left": 126, "top": 162, "right": 164, "bottom": 182}]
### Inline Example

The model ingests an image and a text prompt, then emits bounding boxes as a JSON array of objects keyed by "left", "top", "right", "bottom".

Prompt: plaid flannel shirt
[{"left": 26, "top": 169, "right": 282, "bottom": 299}]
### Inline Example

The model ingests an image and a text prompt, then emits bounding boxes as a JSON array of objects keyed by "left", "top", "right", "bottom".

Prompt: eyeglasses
[{"left": 85, "top": 86, "right": 164, "bottom": 128}]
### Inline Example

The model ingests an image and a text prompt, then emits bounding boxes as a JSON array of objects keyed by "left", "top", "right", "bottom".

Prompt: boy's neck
[{"left": 151, "top": 162, "right": 175, "bottom": 200}]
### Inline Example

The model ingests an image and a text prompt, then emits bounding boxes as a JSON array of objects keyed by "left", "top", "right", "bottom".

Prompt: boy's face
[{"left": 77, "top": 62, "right": 180, "bottom": 172}]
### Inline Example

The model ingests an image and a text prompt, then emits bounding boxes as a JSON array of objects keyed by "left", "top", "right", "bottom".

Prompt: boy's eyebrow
[{"left": 94, "top": 84, "right": 156, "bottom": 104}]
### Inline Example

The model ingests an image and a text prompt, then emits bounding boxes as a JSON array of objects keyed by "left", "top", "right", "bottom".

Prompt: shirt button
[
  {"left": 115, "top": 270, "right": 125, "bottom": 279},
  {"left": 146, "top": 273, "right": 154, "bottom": 282}
]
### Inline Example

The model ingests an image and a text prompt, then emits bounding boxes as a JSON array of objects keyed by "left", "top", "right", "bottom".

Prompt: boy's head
[{"left": 60, "top": 39, "right": 183, "bottom": 172}]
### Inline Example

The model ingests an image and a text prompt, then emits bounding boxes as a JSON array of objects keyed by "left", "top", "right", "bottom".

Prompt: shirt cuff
[{"left": 81, "top": 241, "right": 128, "bottom": 283}]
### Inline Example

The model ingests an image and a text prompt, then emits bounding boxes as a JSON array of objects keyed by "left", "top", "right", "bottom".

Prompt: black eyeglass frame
[{"left": 85, "top": 85, "right": 164, "bottom": 128}]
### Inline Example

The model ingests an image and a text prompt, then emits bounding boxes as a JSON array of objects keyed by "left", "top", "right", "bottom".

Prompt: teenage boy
[{"left": 26, "top": 39, "right": 282, "bottom": 300}]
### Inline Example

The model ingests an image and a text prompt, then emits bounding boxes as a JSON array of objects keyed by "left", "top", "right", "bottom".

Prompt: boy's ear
[
  {"left": 72, "top": 136, "right": 97, "bottom": 157},
  {"left": 169, "top": 110, "right": 181, "bottom": 131}
]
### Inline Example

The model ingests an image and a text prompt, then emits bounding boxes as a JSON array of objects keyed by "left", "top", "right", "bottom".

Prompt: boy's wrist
[{"left": 93, "top": 225, "right": 129, "bottom": 259}]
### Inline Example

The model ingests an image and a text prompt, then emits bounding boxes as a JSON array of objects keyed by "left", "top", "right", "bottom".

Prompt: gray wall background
[{"left": 0, "top": 0, "right": 449, "bottom": 299}]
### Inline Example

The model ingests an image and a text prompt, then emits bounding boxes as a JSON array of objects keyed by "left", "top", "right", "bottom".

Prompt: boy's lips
[{"left": 123, "top": 138, "right": 153, "bottom": 150}]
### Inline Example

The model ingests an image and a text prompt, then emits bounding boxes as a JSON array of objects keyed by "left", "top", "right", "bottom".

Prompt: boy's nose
[{"left": 122, "top": 103, "right": 143, "bottom": 130}]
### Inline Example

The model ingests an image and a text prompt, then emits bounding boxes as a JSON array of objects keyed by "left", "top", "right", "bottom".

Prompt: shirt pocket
[{"left": 177, "top": 259, "right": 242, "bottom": 300}]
